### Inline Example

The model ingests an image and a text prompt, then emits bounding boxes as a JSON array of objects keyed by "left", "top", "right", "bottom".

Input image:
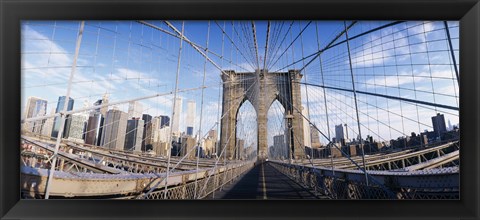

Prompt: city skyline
[
  {"left": 19, "top": 19, "right": 460, "bottom": 201},
  {"left": 22, "top": 92, "right": 457, "bottom": 156},
  {"left": 22, "top": 21, "right": 459, "bottom": 149}
]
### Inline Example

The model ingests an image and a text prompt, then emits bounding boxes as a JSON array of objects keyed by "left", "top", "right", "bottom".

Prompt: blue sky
[{"left": 21, "top": 20, "right": 459, "bottom": 148}]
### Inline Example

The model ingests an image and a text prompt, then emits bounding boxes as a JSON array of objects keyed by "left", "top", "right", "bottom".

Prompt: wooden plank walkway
[{"left": 206, "top": 162, "right": 328, "bottom": 199}]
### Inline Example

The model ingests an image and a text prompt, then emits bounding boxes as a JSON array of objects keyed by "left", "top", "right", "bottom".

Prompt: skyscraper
[
  {"left": 202, "top": 138, "right": 215, "bottom": 157},
  {"left": 172, "top": 97, "right": 183, "bottom": 135},
  {"left": 335, "top": 124, "right": 345, "bottom": 144},
  {"left": 236, "top": 138, "right": 245, "bottom": 159},
  {"left": 186, "top": 100, "right": 196, "bottom": 136},
  {"left": 41, "top": 108, "right": 55, "bottom": 137},
  {"left": 23, "top": 97, "right": 48, "bottom": 133},
  {"left": 124, "top": 118, "right": 144, "bottom": 152},
  {"left": 100, "top": 93, "right": 109, "bottom": 116},
  {"left": 51, "top": 96, "right": 74, "bottom": 138},
  {"left": 93, "top": 99, "right": 103, "bottom": 114},
  {"left": 151, "top": 116, "right": 161, "bottom": 143},
  {"left": 66, "top": 113, "right": 88, "bottom": 143},
  {"left": 101, "top": 109, "right": 128, "bottom": 150},
  {"left": 180, "top": 136, "right": 196, "bottom": 159},
  {"left": 128, "top": 101, "right": 143, "bottom": 119},
  {"left": 141, "top": 114, "right": 153, "bottom": 151},
  {"left": 158, "top": 126, "right": 171, "bottom": 143},
  {"left": 86, "top": 98, "right": 105, "bottom": 146},
  {"left": 159, "top": 115, "right": 170, "bottom": 128},
  {"left": 432, "top": 113, "right": 447, "bottom": 140},
  {"left": 310, "top": 125, "right": 321, "bottom": 148},
  {"left": 273, "top": 134, "right": 286, "bottom": 159},
  {"left": 85, "top": 112, "right": 104, "bottom": 146}
]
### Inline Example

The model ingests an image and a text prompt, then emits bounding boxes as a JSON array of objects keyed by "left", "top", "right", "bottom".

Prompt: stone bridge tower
[{"left": 220, "top": 69, "right": 305, "bottom": 160}]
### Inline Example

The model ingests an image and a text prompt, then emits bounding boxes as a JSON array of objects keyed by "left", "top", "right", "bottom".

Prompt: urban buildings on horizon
[
  {"left": 22, "top": 95, "right": 217, "bottom": 158},
  {"left": 23, "top": 94, "right": 459, "bottom": 159},
  {"left": 268, "top": 111, "right": 459, "bottom": 160}
]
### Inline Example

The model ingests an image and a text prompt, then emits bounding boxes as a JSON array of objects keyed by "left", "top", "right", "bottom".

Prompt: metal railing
[{"left": 269, "top": 161, "right": 459, "bottom": 199}]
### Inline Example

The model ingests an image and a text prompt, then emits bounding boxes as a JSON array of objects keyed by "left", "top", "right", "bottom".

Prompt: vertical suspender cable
[
  {"left": 44, "top": 21, "right": 85, "bottom": 199},
  {"left": 194, "top": 21, "right": 211, "bottom": 199},
  {"left": 315, "top": 21, "right": 335, "bottom": 182},
  {"left": 164, "top": 21, "right": 185, "bottom": 199},
  {"left": 214, "top": 20, "right": 227, "bottom": 197},
  {"left": 299, "top": 21, "right": 313, "bottom": 159},
  {"left": 252, "top": 21, "right": 260, "bottom": 70},
  {"left": 263, "top": 21, "right": 271, "bottom": 71},
  {"left": 343, "top": 21, "right": 369, "bottom": 186}
]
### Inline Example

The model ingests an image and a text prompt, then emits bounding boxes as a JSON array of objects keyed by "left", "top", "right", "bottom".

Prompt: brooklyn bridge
[{"left": 20, "top": 20, "right": 460, "bottom": 199}]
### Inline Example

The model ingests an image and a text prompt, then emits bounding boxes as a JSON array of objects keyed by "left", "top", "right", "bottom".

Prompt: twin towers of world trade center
[{"left": 171, "top": 97, "right": 196, "bottom": 137}]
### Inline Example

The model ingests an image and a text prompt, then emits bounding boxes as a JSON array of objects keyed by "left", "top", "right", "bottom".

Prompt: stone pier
[{"left": 219, "top": 69, "right": 305, "bottom": 160}]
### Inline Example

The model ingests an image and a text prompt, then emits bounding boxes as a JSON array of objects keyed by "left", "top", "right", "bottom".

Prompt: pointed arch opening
[
  {"left": 267, "top": 99, "right": 288, "bottom": 160},
  {"left": 235, "top": 99, "right": 257, "bottom": 160}
]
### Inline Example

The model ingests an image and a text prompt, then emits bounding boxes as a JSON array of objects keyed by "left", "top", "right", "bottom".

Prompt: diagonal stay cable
[
  {"left": 162, "top": 21, "right": 229, "bottom": 76},
  {"left": 252, "top": 21, "right": 260, "bottom": 70},
  {"left": 272, "top": 78, "right": 396, "bottom": 198},
  {"left": 214, "top": 21, "right": 257, "bottom": 71},
  {"left": 268, "top": 21, "right": 312, "bottom": 71},
  {"left": 298, "top": 21, "right": 406, "bottom": 73},
  {"left": 267, "top": 21, "right": 294, "bottom": 70},
  {"left": 140, "top": 78, "right": 259, "bottom": 199},
  {"left": 263, "top": 21, "right": 271, "bottom": 71}
]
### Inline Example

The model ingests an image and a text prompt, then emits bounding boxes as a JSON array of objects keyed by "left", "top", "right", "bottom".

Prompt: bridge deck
[{"left": 207, "top": 162, "right": 327, "bottom": 199}]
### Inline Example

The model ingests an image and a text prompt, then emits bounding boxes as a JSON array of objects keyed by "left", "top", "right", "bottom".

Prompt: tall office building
[
  {"left": 310, "top": 125, "right": 321, "bottom": 148},
  {"left": 85, "top": 112, "right": 104, "bottom": 146},
  {"left": 80, "top": 100, "right": 90, "bottom": 140},
  {"left": 23, "top": 97, "right": 48, "bottom": 133},
  {"left": 24, "top": 97, "right": 47, "bottom": 120},
  {"left": 302, "top": 107, "right": 311, "bottom": 147},
  {"left": 51, "top": 96, "right": 74, "bottom": 138},
  {"left": 236, "top": 138, "right": 245, "bottom": 159},
  {"left": 128, "top": 101, "right": 143, "bottom": 119},
  {"left": 66, "top": 113, "right": 88, "bottom": 143},
  {"left": 273, "top": 134, "right": 286, "bottom": 158},
  {"left": 100, "top": 93, "right": 109, "bottom": 116},
  {"left": 86, "top": 98, "right": 105, "bottom": 145},
  {"left": 180, "top": 135, "right": 197, "bottom": 159},
  {"left": 159, "top": 115, "right": 170, "bottom": 128},
  {"left": 207, "top": 129, "right": 220, "bottom": 155},
  {"left": 158, "top": 126, "right": 171, "bottom": 143},
  {"left": 150, "top": 116, "right": 165, "bottom": 155},
  {"left": 171, "top": 97, "right": 183, "bottom": 135},
  {"left": 93, "top": 99, "right": 103, "bottom": 114},
  {"left": 335, "top": 124, "right": 345, "bottom": 143},
  {"left": 186, "top": 100, "right": 196, "bottom": 136},
  {"left": 151, "top": 116, "right": 161, "bottom": 143},
  {"left": 41, "top": 108, "right": 55, "bottom": 137},
  {"left": 432, "top": 113, "right": 447, "bottom": 140},
  {"left": 101, "top": 109, "right": 128, "bottom": 150},
  {"left": 202, "top": 137, "right": 216, "bottom": 157},
  {"left": 124, "top": 118, "right": 144, "bottom": 152},
  {"left": 141, "top": 114, "right": 153, "bottom": 151}
]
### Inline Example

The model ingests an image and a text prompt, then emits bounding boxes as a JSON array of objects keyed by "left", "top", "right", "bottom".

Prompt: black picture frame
[{"left": 1, "top": 0, "right": 479, "bottom": 219}]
